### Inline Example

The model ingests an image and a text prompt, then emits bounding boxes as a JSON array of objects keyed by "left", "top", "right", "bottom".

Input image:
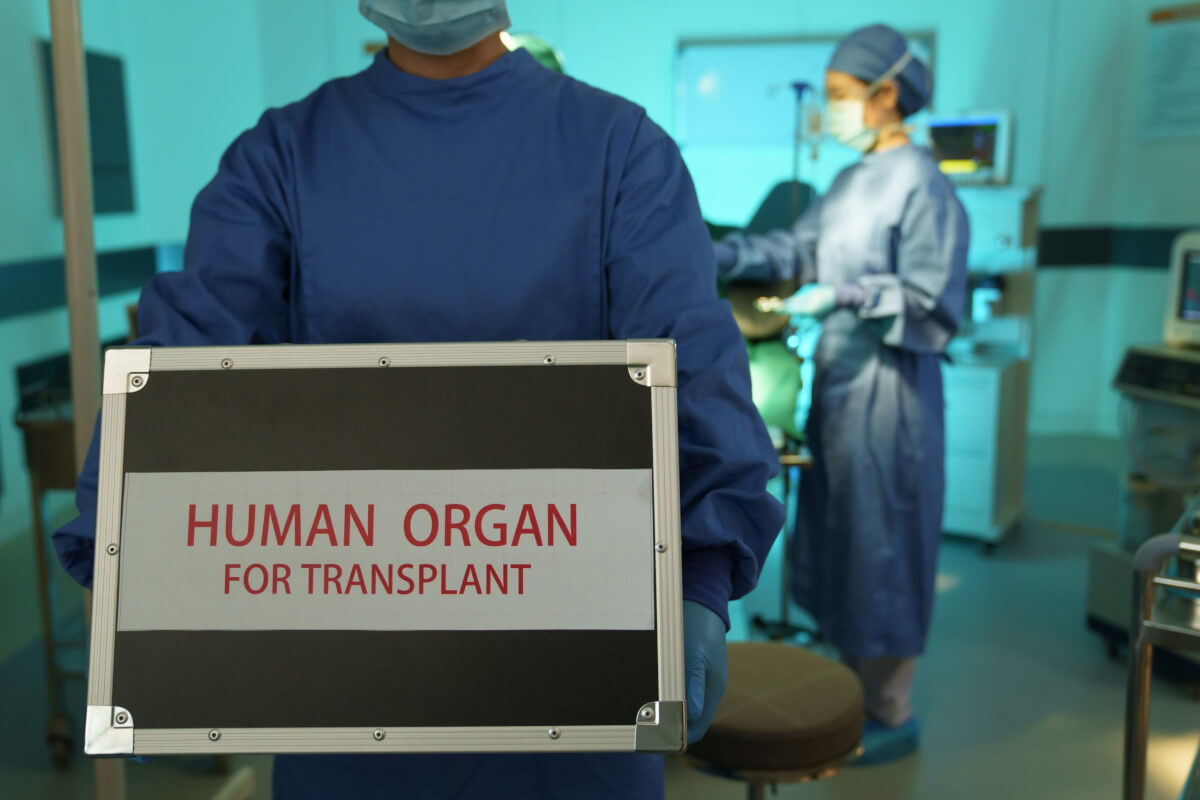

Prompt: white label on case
[{"left": 116, "top": 469, "right": 655, "bottom": 632}]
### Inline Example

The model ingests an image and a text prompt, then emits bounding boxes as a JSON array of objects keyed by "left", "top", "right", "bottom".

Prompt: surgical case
[{"left": 84, "top": 341, "right": 685, "bottom": 756}]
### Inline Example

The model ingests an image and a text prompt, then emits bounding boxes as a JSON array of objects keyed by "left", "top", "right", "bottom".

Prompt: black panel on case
[
  {"left": 123, "top": 365, "right": 653, "bottom": 472},
  {"left": 112, "top": 629, "right": 658, "bottom": 729}
]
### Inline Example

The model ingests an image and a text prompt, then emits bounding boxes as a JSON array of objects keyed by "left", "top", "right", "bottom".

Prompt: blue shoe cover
[{"left": 852, "top": 717, "right": 919, "bottom": 766}]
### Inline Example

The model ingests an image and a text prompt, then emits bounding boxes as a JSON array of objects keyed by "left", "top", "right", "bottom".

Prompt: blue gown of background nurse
[
  {"left": 717, "top": 25, "right": 968, "bottom": 713},
  {"left": 51, "top": 7, "right": 783, "bottom": 800}
]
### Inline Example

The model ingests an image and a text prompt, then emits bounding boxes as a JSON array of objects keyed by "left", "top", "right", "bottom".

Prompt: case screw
[
  {"left": 547, "top": 728, "right": 561, "bottom": 740},
  {"left": 378, "top": 357, "right": 390, "bottom": 367},
  {"left": 130, "top": 375, "right": 144, "bottom": 389},
  {"left": 543, "top": 356, "right": 556, "bottom": 365},
  {"left": 654, "top": 542, "right": 666, "bottom": 553},
  {"left": 208, "top": 730, "right": 221, "bottom": 742},
  {"left": 220, "top": 358, "right": 233, "bottom": 370},
  {"left": 634, "top": 369, "right": 646, "bottom": 381},
  {"left": 115, "top": 712, "right": 129, "bottom": 725},
  {"left": 639, "top": 707, "right": 655, "bottom": 721},
  {"left": 106, "top": 544, "right": 119, "bottom": 556},
  {"left": 373, "top": 729, "right": 386, "bottom": 741}
]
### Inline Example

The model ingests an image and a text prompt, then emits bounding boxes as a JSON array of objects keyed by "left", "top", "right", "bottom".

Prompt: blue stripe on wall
[
  {"left": 1038, "top": 227, "right": 1190, "bottom": 268},
  {"left": 0, "top": 246, "right": 158, "bottom": 321},
  {"left": 0, "top": 226, "right": 1189, "bottom": 324}
]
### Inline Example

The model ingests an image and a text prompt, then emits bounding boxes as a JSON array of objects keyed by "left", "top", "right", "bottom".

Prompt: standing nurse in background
[{"left": 715, "top": 24, "right": 969, "bottom": 764}]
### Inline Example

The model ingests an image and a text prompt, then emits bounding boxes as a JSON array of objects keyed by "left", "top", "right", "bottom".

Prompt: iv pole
[
  {"left": 789, "top": 82, "right": 810, "bottom": 226},
  {"left": 746, "top": 80, "right": 821, "bottom": 645}
]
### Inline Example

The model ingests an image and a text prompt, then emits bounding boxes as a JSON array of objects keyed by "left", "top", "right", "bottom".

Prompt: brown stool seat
[{"left": 690, "top": 642, "right": 864, "bottom": 773}]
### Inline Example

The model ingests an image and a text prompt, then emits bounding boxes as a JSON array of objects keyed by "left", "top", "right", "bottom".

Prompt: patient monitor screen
[
  {"left": 930, "top": 117, "right": 999, "bottom": 177},
  {"left": 1179, "top": 250, "right": 1200, "bottom": 321}
]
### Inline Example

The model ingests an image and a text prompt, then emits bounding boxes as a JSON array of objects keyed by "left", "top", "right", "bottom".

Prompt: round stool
[{"left": 689, "top": 642, "right": 864, "bottom": 799}]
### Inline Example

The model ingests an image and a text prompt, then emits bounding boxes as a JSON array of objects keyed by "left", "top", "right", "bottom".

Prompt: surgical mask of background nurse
[{"left": 824, "top": 52, "right": 914, "bottom": 154}]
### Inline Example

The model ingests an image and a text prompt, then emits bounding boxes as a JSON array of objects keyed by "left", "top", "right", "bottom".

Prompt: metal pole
[
  {"left": 47, "top": 3, "right": 122, "bottom": 799},
  {"left": 790, "top": 97, "right": 801, "bottom": 225},
  {"left": 1122, "top": 571, "right": 1155, "bottom": 800},
  {"left": 48, "top": 0, "right": 101, "bottom": 468}
]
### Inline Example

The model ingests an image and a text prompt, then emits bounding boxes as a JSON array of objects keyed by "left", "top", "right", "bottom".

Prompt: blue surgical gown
[
  {"left": 52, "top": 50, "right": 783, "bottom": 799},
  {"left": 724, "top": 145, "right": 968, "bottom": 661}
]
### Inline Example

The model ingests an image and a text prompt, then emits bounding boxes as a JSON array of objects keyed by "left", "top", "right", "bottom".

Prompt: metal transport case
[{"left": 85, "top": 341, "right": 684, "bottom": 756}]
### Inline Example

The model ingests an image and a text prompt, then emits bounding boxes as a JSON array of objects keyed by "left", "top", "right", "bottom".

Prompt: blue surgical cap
[{"left": 828, "top": 24, "right": 932, "bottom": 117}]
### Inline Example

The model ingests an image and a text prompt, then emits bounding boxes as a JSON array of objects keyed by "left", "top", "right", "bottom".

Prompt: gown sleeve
[
  {"left": 605, "top": 117, "right": 785, "bottom": 625},
  {"left": 856, "top": 178, "right": 970, "bottom": 353},
  {"left": 717, "top": 200, "right": 821, "bottom": 285},
  {"left": 52, "top": 114, "right": 294, "bottom": 587}
]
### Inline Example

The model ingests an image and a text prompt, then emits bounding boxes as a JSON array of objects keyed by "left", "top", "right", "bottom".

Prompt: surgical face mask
[
  {"left": 359, "top": 0, "right": 510, "bottom": 56},
  {"left": 825, "top": 99, "right": 876, "bottom": 152},
  {"left": 825, "top": 50, "right": 914, "bottom": 153}
]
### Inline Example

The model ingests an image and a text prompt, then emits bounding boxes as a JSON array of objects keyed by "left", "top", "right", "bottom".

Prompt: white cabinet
[
  {"left": 941, "top": 185, "right": 1038, "bottom": 547},
  {"left": 942, "top": 357, "right": 1029, "bottom": 543},
  {"left": 957, "top": 186, "right": 1040, "bottom": 273}
]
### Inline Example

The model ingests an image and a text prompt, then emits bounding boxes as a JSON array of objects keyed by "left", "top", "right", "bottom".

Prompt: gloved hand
[
  {"left": 683, "top": 600, "right": 729, "bottom": 744},
  {"left": 755, "top": 283, "right": 866, "bottom": 320},
  {"left": 756, "top": 284, "right": 836, "bottom": 319}
]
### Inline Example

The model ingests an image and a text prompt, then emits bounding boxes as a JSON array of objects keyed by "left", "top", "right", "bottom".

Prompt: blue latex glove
[{"left": 683, "top": 600, "right": 729, "bottom": 744}]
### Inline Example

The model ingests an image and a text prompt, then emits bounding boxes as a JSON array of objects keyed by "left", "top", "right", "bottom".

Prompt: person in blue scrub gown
[
  {"left": 715, "top": 24, "right": 969, "bottom": 764},
  {"left": 52, "top": 2, "right": 783, "bottom": 798}
]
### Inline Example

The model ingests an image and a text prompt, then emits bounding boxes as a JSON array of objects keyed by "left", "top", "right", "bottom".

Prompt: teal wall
[
  {"left": 255, "top": 0, "right": 380, "bottom": 109},
  {"left": 1, "top": 0, "right": 1197, "bottom": 543},
  {"left": 506, "top": 0, "right": 1200, "bottom": 227},
  {"left": 0, "top": 0, "right": 267, "bottom": 264},
  {"left": 506, "top": 0, "right": 1196, "bottom": 439},
  {"left": 1028, "top": 0, "right": 1199, "bottom": 436},
  {"left": 0, "top": 1, "right": 380, "bottom": 544},
  {"left": 0, "top": 0, "right": 270, "bottom": 543},
  {"left": 509, "top": 0, "right": 1055, "bottom": 220}
]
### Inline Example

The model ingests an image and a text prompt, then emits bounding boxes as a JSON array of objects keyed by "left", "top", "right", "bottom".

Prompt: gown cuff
[
  {"left": 854, "top": 274, "right": 906, "bottom": 319},
  {"left": 681, "top": 548, "right": 735, "bottom": 629},
  {"left": 51, "top": 522, "right": 96, "bottom": 590}
]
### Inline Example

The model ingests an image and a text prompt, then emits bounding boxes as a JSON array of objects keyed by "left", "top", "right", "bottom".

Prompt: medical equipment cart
[{"left": 1123, "top": 498, "right": 1200, "bottom": 799}]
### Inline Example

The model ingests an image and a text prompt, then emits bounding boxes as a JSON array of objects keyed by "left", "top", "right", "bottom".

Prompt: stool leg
[
  {"left": 747, "top": 781, "right": 765, "bottom": 800},
  {"left": 779, "top": 455, "right": 792, "bottom": 628},
  {"left": 1124, "top": 571, "right": 1155, "bottom": 800}
]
